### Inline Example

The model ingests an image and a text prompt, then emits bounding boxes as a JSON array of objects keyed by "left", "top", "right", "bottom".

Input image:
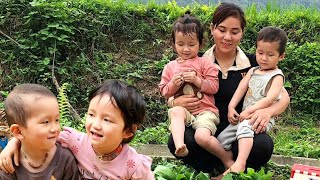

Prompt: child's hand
[
  {"left": 173, "top": 73, "right": 184, "bottom": 86},
  {"left": 182, "top": 71, "right": 197, "bottom": 84},
  {"left": 239, "top": 110, "right": 251, "bottom": 122},
  {"left": 0, "top": 137, "right": 21, "bottom": 174},
  {"left": 227, "top": 107, "right": 239, "bottom": 125}
]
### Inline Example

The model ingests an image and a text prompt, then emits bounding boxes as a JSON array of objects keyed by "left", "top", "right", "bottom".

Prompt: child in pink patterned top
[
  {"left": 159, "top": 12, "right": 233, "bottom": 169},
  {"left": 0, "top": 80, "right": 154, "bottom": 180}
]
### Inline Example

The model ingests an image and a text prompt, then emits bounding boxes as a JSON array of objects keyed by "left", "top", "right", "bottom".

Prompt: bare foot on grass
[{"left": 175, "top": 144, "right": 189, "bottom": 157}]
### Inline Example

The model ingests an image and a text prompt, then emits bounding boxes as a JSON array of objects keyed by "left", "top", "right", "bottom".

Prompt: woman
[{"left": 167, "top": 2, "right": 290, "bottom": 174}]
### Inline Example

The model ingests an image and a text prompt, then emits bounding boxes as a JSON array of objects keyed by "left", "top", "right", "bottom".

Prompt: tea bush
[
  {"left": 281, "top": 42, "right": 320, "bottom": 117},
  {"left": 1, "top": 0, "right": 319, "bottom": 124}
]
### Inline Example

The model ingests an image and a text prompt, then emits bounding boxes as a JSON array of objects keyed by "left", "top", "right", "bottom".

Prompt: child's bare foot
[
  {"left": 223, "top": 168, "right": 232, "bottom": 176},
  {"left": 222, "top": 150, "right": 234, "bottom": 169},
  {"left": 210, "top": 173, "right": 223, "bottom": 180},
  {"left": 175, "top": 144, "right": 189, "bottom": 157},
  {"left": 223, "top": 162, "right": 245, "bottom": 175}
]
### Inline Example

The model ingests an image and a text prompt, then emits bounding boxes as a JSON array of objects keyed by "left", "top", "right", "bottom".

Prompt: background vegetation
[
  {"left": 0, "top": 0, "right": 319, "bottom": 178},
  {"left": 1, "top": 0, "right": 319, "bottom": 120},
  {"left": 131, "top": 0, "right": 320, "bottom": 10}
]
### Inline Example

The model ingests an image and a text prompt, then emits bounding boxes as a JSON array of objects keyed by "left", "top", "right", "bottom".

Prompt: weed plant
[
  {"left": 152, "top": 158, "right": 290, "bottom": 180},
  {"left": 131, "top": 122, "right": 169, "bottom": 145},
  {"left": 271, "top": 113, "right": 320, "bottom": 159}
]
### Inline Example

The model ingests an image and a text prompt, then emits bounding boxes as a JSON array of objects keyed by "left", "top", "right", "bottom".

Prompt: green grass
[
  {"left": 272, "top": 126, "right": 320, "bottom": 158},
  {"left": 271, "top": 115, "right": 320, "bottom": 159}
]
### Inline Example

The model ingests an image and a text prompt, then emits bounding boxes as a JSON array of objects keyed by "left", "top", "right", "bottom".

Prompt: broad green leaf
[
  {"left": 246, "top": 168, "right": 255, "bottom": 176},
  {"left": 195, "top": 172, "right": 210, "bottom": 180},
  {"left": 176, "top": 174, "right": 185, "bottom": 180},
  {"left": 154, "top": 165, "right": 175, "bottom": 179},
  {"left": 221, "top": 173, "right": 234, "bottom": 180}
]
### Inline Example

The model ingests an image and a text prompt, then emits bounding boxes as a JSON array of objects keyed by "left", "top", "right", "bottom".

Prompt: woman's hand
[
  {"left": 248, "top": 88, "right": 290, "bottom": 134},
  {"left": 248, "top": 109, "right": 272, "bottom": 134},
  {"left": 173, "top": 94, "right": 201, "bottom": 113},
  {"left": 0, "top": 137, "right": 21, "bottom": 173}
]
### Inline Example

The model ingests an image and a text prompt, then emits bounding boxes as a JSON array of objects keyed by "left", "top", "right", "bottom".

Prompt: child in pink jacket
[{"left": 159, "top": 12, "right": 233, "bottom": 169}]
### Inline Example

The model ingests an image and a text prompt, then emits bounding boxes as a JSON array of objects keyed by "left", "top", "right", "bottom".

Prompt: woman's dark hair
[
  {"left": 212, "top": 2, "right": 246, "bottom": 31},
  {"left": 88, "top": 79, "right": 146, "bottom": 143},
  {"left": 171, "top": 11, "right": 204, "bottom": 46},
  {"left": 256, "top": 26, "right": 288, "bottom": 55},
  {"left": 3, "top": 84, "right": 56, "bottom": 127}
]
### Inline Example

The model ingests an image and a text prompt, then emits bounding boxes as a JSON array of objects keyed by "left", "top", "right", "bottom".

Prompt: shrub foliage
[{"left": 0, "top": 0, "right": 319, "bottom": 124}]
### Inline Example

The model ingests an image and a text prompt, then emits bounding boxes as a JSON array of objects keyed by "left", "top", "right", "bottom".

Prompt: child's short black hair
[
  {"left": 3, "top": 84, "right": 56, "bottom": 127},
  {"left": 171, "top": 11, "right": 204, "bottom": 46},
  {"left": 88, "top": 79, "right": 146, "bottom": 143},
  {"left": 256, "top": 26, "right": 288, "bottom": 55}
]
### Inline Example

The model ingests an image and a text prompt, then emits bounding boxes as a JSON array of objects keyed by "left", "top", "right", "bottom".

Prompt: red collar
[{"left": 94, "top": 144, "right": 123, "bottom": 161}]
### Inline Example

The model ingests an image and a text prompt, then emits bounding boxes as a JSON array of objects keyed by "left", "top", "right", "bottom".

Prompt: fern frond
[
  {"left": 57, "top": 83, "right": 85, "bottom": 131},
  {"left": 57, "top": 83, "right": 72, "bottom": 127}
]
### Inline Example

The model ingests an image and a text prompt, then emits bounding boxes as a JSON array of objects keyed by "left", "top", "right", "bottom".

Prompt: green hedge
[{"left": 0, "top": 0, "right": 319, "bottom": 123}]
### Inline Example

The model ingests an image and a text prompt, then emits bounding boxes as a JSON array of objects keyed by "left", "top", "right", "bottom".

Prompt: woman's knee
[
  {"left": 194, "top": 129, "right": 210, "bottom": 147},
  {"left": 252, "top": 133, "right": 274, "bottom": 156},
  {"left": 168, "top": 127, "right": 197, "bottom": 152}
]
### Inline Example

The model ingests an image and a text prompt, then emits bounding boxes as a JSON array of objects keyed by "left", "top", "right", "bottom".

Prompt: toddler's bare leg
[
  {"left": 225, "top": 137, "right": 253, "bottom": 174},
  {"left": 169, "top": 107, "right": 189, "bottom": 157},
  {"left": 195, "top": 128, "right": 234, "bottom": 168}
]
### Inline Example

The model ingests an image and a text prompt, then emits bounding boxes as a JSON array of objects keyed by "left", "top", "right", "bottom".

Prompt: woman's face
[{"left": 211, "top": 16, "right": 243, "bottom": 55}]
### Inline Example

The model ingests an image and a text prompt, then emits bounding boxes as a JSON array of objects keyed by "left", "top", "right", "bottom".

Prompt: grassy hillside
[{"left": 1, "top": 0, "right": 319, "bottom": 123}]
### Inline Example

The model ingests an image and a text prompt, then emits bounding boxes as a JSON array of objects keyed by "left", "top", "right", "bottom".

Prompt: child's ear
[
  {"left": 123, "top": 125, "right": 138, "bottom": 139},
  {"left": 10, "top": 124, "right": 25, "bottom": 140},
  {"left": 279, "top": 52, "right": 285, "bottom": 61}
]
